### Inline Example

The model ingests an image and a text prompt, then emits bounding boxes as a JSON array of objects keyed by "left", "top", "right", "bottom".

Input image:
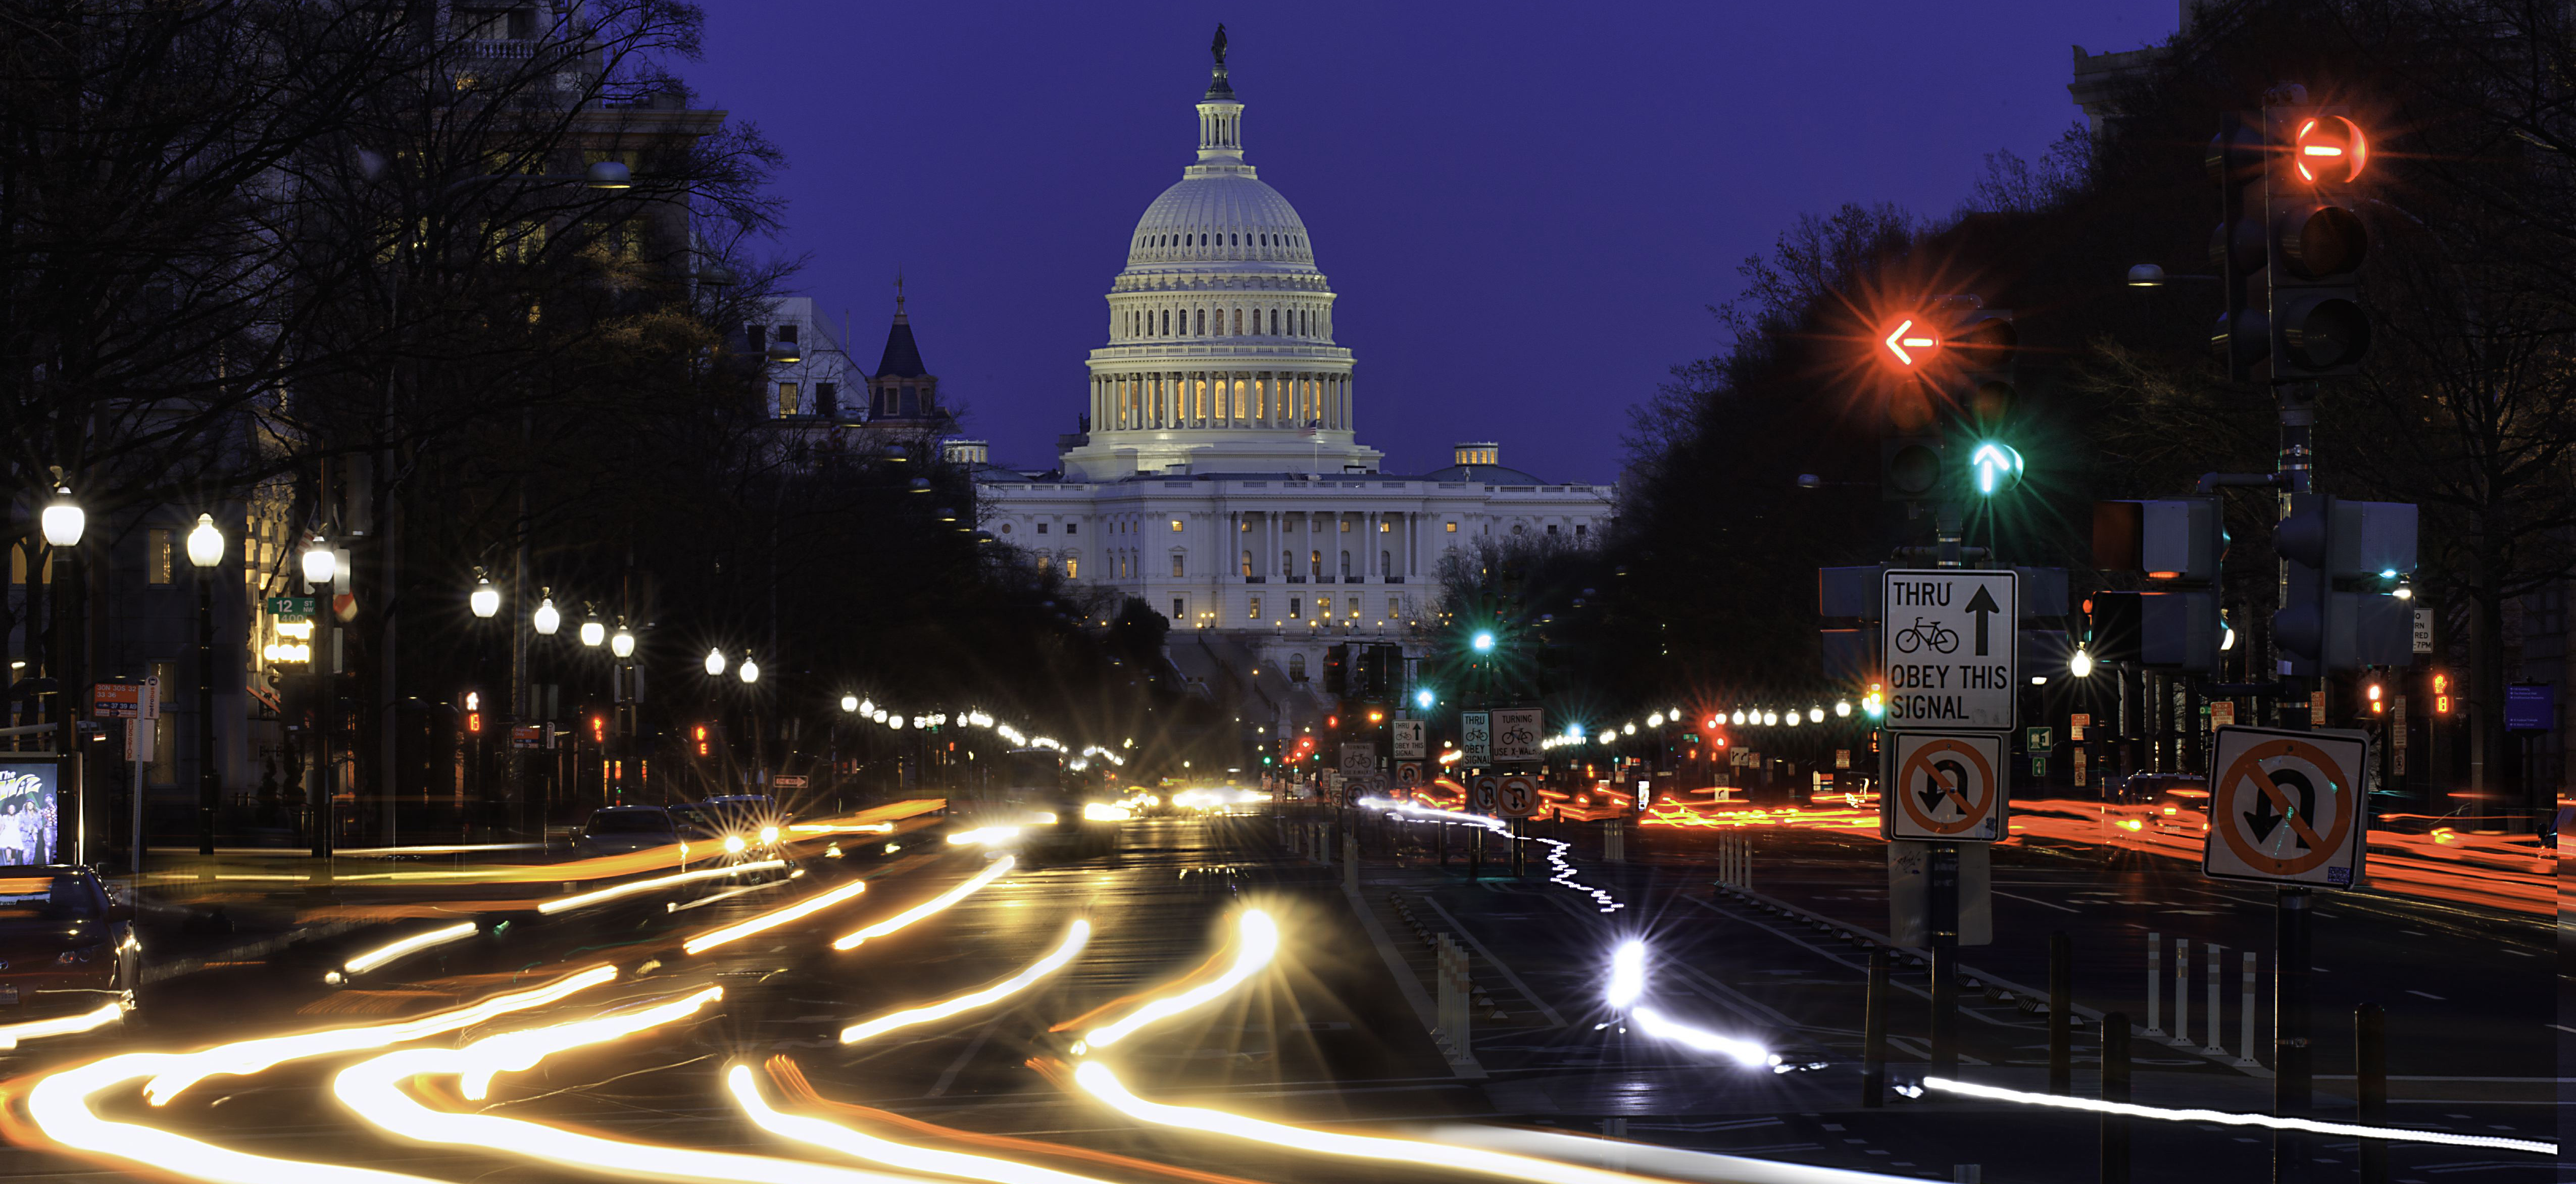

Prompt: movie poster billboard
[{"left": 0, "top": 761, "right": 59, "bottom": 867}]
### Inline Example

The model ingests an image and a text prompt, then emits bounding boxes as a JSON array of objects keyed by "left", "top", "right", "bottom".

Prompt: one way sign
[{"left": 1879, "top": 569, "right": 2019, "bottom": 731}]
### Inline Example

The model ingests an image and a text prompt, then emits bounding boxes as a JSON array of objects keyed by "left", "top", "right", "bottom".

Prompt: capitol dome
[{"left": 1064, "top": 39, "right": 1376, "bottom": 482}]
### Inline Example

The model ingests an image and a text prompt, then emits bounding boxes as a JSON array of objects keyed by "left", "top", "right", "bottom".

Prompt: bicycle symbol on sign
[
  {"left": 1893, "top": 616, "right": 1960, "bottom": 655},
  {"left": 1499, "top": 726, "right": 1537, "bottom": 749}
]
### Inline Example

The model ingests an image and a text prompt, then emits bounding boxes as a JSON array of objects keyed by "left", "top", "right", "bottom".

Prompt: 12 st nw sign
[{"left": 1879, "top": 569, "right": 2019, "bottom": 731}]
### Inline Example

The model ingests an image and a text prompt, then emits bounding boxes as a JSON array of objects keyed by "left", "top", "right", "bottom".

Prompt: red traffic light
[
  {"left": 2431, "top": 672, "right": 2452, "bottom": 714},
  {"left": 1878, "top": 315, "right": 1940, "bottom": 369},
  {"left": 2291, "top": 116, "right": 2367, "bottom": 184}
]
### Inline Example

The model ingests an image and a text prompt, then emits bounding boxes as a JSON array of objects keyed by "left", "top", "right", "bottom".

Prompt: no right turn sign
[{"left": 2203, "top": 725, "right": 2370, "bottom": 887}]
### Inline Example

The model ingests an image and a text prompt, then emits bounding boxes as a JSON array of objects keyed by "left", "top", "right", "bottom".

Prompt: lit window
[
  {"left": 1318, "top": 596, "right": 1332, "bottom": 618},
  {"left": 1445, "top": 521, "right": 1458, "bottom": 533},
  {"left": 777, "top": 382, "right": 800, "bottom": 417},
  {"left": 1248, "top": 595, "right": 1262, "bottom": 619},
  {"left": 147, "top": 529, "right": 175, "bottom": 585},
  {"left": 1170, "top": 519, "right": 1183, "bottom": 532},
  {"left": 1378, "top": 521, "right": 1389, "bottom": 533},
  {"left": 1240, "top": 519, "right": 1251, "bottom": 531},
  {"left": 1388, "top": 596, "right": 1400, "bottom": 618},
  {"left": 1241, "top": 550, "right": 1253, "bottom": 577},
  {"left": 1172, "top": 596, "right": 1185, "bottom": 620},
  {"left": 1289, "top": 597, "right": 1302, "bottom": 619},
  {"left": 1065, "top": 557, "right": 1078, "bottom": 578},
  {"left": 1340, "top": 519, "right": 1351, "bottom": 533},
  {"left": 1171, "top": 553, "right": 1185, "bottom": 577}
]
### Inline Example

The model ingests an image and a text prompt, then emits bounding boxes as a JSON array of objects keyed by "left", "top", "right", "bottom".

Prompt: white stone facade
[{"left": 978, "top": 46, "right": 1612, "bottom": 710}]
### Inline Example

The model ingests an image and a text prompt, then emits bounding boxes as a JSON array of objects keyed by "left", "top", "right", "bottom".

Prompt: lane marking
[{"left": 1414, "top": 893, "right": 1567, "bottom": 1026}]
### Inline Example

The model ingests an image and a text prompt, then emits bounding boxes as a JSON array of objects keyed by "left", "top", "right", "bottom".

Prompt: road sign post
[
  {"left": 1880, "top": 570, "right": 2020, "bottom": 729},
  {"left": 1460, "top": 711, "right": 1491, "bottom": 765},
  {"left": 1490, "top": 708, "right": 1541, "bottom": 765}
]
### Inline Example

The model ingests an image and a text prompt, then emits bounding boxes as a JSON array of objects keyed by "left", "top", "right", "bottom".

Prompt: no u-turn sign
[{"left": 2202, "top": 725, "right": 2371, "bottom": 887}]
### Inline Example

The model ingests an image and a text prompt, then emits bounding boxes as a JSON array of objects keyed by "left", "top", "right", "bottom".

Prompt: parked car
[
  {"left": 576, "top": 805, "right": 679, "bottom": 855},
  {"left": 0, "top": 866, "right": 137, "bottom": 1024}
]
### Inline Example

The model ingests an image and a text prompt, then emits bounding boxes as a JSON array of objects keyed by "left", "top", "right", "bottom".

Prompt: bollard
[
  {"left": 2048, "top": 931, "right": 2072, "bottom": 1095},
  {"left": 1343, "top": 834, "right": 1358, "bottom": 894},
  {"left": 2357, "top": 1002, "right": 2387, "bottom": 1184},
  {"left": 2144, "top": 933, "right": 2163, "bottom": 1037},
  {"left": 2169, "top": 937, "right": 2193, "bottom": 1047},
  {"left": 2201, "top": 942, "right": 2227, "bottom": 1056},
  {"left": 2235, "top": 951, "right": 2260, "bottom": 1068},
  {"left": 1439, "top": 819, "right": 1448, "bottom": 866},
  {"left": 1862, "top": 948, "right": 1889, "bottom": 1107},
  {"left": 2100, "top": 1011, "right": 2131, "bottom": 1184}
]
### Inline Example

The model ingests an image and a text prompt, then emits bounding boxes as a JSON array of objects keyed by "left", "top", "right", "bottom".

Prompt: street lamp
[
  {"left": 579, "top": 611, "right": 605, "bottom": 647},
  {"left": 2069, "top": 647, "right": 2096, "bottom": 679},
  {"left": 704, "top": 647, "right": 728, "bottom": 678},
  {"left": 40, "top": 485, "right": 83, "bottom": 548},
  {"left": 531, "top": 590, "right": 561, "bottom": 636},
  {"left": 187, "top": 514, "right": 223, "bottom": 856},
  {"left": 301, "top": 534, "right": 336, "bottom": 588},
  {"left": 610, "top": 621, "right": 635, "bottom": 659},
  {"left": 470, "top": 570, "right": 501, "bottom": 619},
  {"left": 840, "top": 694, "right": 859, "bottom": 713},
  {"left": 1470, "top": 630, "right": 1496, "bottom": 654},
  {"left": 584, "top": 160, "right": 632, "bottom": 189},
  {"left": 738, "top": 652, "right": 760, "bottom": 685}
]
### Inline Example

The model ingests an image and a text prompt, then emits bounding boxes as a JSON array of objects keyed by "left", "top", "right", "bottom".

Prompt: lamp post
[
  {"left": 301, "top": 533, "right": 337, "bottom": 859},
  {"left": 40, "top": 481, "right": 83, "bottom": 864},
  {"left": 186, "top": 514, "right": 223, "bottom": 855},
  {"left": 469, "top": 568, "right": 499, "bottom": 834}
]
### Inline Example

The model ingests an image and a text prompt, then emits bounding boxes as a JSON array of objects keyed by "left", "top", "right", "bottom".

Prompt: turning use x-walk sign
[
  {"left": 1884, "top": 731, "right": 2006, "bottom": 842},
  {"left": 2202, "top": 725, "right": 2371, "bottom": 887}
]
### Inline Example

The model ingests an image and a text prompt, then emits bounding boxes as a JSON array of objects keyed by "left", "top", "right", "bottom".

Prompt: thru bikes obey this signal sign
[{"left": 1879, "top": 569, "right": 2019, "bottom": 731}]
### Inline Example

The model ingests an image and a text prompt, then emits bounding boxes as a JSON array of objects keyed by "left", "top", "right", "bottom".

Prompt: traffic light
[
  {"left": 2207, "top": 111, "right": 2269, "bottom": 382},
  {"left": 2431, "top": 671, "right": 2452, "bottom": 714},
  {"left": 1880, "top": 437, "right": 1946, "bottom": 502},
  {"left": 2364, "top": 677, "right": 2385, "bottom": 715},
  {"left": 691, "top": 722, "right": 713, "bottom": 758},
  {"left": 2264, "top": 107, "right": 2371, "bottom": 379},
  {"left": 1323, "top": 644, "right": 1349, "bottom": 696},
  {"left": 2274, "top": 494, "right": 2416, "bottom": 674},
  {"left": 588, "top": 714, "right": 607, "bottom": 745},
  {"left": 1966, "top": 441, "right": 2023, "bottom": 496},
  {"left": 1875, "top": 310, "right": 1946, "bottom": 502},
  {"left": 1951, "top": 308, "right": 2017, "bottom": 429},
  {"left": 2092, "top": 497, "right": 2226, "bottom": 672}
]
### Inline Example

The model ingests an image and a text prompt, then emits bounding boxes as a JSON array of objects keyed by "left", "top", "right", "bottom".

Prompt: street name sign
[
  {"left": 2203, "top": 725, "right": 2370, "bottom": 887},
  {"left": 1884, "top": 730, "right": 2007, "bottom": 842},
  {"left": 1490, "top": 708, "right": 1542, "bottom": 764},
  {"left": 1460, "top": 711, "right": 1491, "bottom": 764},
  {"left": 1879, "top": 569, "right": 2019, "bottom": 730}
]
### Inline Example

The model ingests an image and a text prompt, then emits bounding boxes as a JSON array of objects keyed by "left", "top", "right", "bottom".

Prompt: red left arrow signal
[{"left": 1881, "top": 317, "right": 1939, "bottom": 368}]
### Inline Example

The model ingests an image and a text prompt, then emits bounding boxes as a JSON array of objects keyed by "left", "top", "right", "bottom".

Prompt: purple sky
[{"left": 683, "top": 2, "right": 2179, "bottom": 483}]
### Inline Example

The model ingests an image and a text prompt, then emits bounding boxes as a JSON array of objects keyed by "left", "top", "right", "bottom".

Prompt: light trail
[
  {"left": 842, "top": 918, "right": 1087, "bottom": 1043},
  {"left": 831, "top": 856, "right": 1016, "bottom": 951},
  {"left": 947, "top": 827, "right": 1023, "bottom": 846},
  {"left": 341, "top": 921, "right": 476, "bottom": 974},
  {"left": 1079, "top": 910, "right": 1276, "bottom": 1051},
  {"left": 1071, "top": 1062, "right": 1681, "bottom": 1184},
  {"left": 729, "top": 1063, "right": 1121, "bottom": 1184},
  {"left": 1606, "top": 941, "right": 1773, "bottom": 1067},
  {"left": 0, "top": 1002, "right": 124, "bottom": 1050},
  {"left": 1432, "top": 1124, "right": 1919, "bottom": 1183},
  {"left": 1918, "top": 1076, "right": 2556, "bottom": 1155},
  {"left": 537, "top": 859, "right": 787, "bottom": 914},
  {"left": 141, "top": 964, "right": 616, "bottom": 1104},
  {"left": 334, "top": 1024, "right": 928, "bottom": 1184},
  {"left": 1362, "top": 798, "right": 1622, "bottom": 913},
  {"left": 456, "top": 986, "right": 723, "bottom": 1101},
  {"left": 681, "top": 877, "right": 868, "bottom": 955},
  {"left": 30, "top": 1052, "right": 448, "bottom": 1184}
]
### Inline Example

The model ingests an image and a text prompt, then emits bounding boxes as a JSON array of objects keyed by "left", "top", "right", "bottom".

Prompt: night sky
[{"left": 682, "top": 2, "right": 2179, "bottom": 484}]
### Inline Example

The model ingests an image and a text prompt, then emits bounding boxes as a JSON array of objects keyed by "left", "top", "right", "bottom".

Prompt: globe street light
[
  {"left": 704, "top": 647, "right": 727, "bottom": 678},
  {"left": 187, "top": 513, "right": 223, "bottom": 855},
  {"left": 579, "top": 611, "right": 605, "bottom": 648},
  {"left": 610, "top": 621, "right": 635, "bottom": 658},
  {"left": 531, "top": 590, "right": 561, "bottom": 636},
  {"left": 470, "top": 570, "right": 500, "bottom": 619},
  {"left": 737, "top": 651, "right": 760, "bottom": 685},
  {"left": 40, "top": 485, "right": 83, "bottom": 548},
  {"left": 2069, "top": 647, "right": 2096, "bottom": 679},
  {"left": 840, "top": 694, "right": 859, "bottom": 713}
]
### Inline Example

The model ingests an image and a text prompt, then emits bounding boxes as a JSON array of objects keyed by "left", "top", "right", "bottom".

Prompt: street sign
[
  {"left": 91, "top": 684, "right": 140, "bottom": 719},
  {"left": 265, "top": 596, "right": 316, "bottom": 619},
  {"left": 1834, "top": 749, "right": 1851, "bottom": 770},
  {"left": 2412, "top": 607, "right": 2434, "bottom": 655},
  {"left": 1490, "top": 708, "right": 1541, "bottom": 764},
  {"left": 1391, "top": 719, "right": 1425, "bottom": 759},
  {"left": 2025, "top": 726, "right": 2052, "bottom": 749},
  {"left": 141, "top": 677, "right": 159, "bottom": 720},
  {"left": 1460, "top": 711, "right": 1491, "bottom": 764},
  {"left": 511, "top": 724, "right": 543, "bottom": 750},
  {"left": 1469, "top": 775, "right": 1499, "bottom": 812},
  {"left": 1496, "top": 775, "right": 1537, "bottom": 816},
  {"left": 1394, "top": 761, "right": 1423, "bottom": 788},
  {"left": 2069, "top": 713, "right": 2090, "bottom": 741},
  {"left": 773, "top": 775, "right": 809, "bottom": 789},
  {"left": 2203, "top": 725, "right": 2370, "bottom": 887},
  {"left": 1342, "top": 775, "right": 1382, "bottom": 806},
  {"left": 1880, "top": 569, "right": 2019, "bottom": 730},
  {"left": 1339, "top": 742, "right": 1376, "bottom": 776},
  {"left": 2505, "top": 683, "right": 2554, "bottom": 732},
  {"left": 2209, "top": 701, "right": 2236, "bottom": 727},
  {"left": 1885, "top": 731, "right": 2007, "bottom": 842}
]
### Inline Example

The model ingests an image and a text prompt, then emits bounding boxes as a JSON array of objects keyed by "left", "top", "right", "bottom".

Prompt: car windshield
[
  {"left": 584, "top": 811, "right": 673, "bottom": 836},
  {"left": 0, "top": 873, "right": 103, "bottom": 924}
]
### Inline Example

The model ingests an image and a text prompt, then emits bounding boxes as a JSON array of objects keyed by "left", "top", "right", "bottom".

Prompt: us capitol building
[{"left": 969, "top": 35, "right": 1614, "bottom": 718}]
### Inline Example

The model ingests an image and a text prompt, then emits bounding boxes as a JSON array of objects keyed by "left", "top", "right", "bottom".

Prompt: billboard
[{"left": 0, "top": 761, "right": 58, "bottom": 866}]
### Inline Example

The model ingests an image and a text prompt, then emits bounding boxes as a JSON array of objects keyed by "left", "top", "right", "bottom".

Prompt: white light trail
[
  {"left": 729, "top": 1064, "right": 1120, "bottom": 1184},
  {"left": 141, "top": 964, "right": 616, "bottom": 1104},
  {"left": 843, "top": 919, "right": 1087, "bottom": 1044},
  {"left": 1605, "top": 941, "right": 1645, "bottom": 1009},
  {"left": 1363, "top": 797, "right": 1622, "bottom": 912},
  {"left": 946, "top": 827, "right": 1022, "bottom": 846},
  {"left": 1606, "top": 940, "right": 1772, "bottom": 1067},
  {"left": 0, "top": 1001, "right": 123, "bottom": 1050},
  {"left": 342, "top": 921, "right": 476, "bottom": 974},
  {"left": 831, "top": 855, "right": 1016, "bottom": 951},
  {"left": 456, "top": 986, "right": 724, "bottom": 1101},
  {"left": 1432, "top": 1124, "right": 1919, "bottom": 1183},
  {"left": 1919, "top": 1077, "right": 2556, "bottom": 1156},
  {"left": 1081, "top": 910, "right": 1276, "bottom": 1050},
  {"left": 538, "top": 860, "right": 785, "bottom": 914},
  {"left": 681, "top": 878, "right": 867, "bottom": 955},
  {"left": 32, "top": 1052, "right": 447, "bottom": 1184}
]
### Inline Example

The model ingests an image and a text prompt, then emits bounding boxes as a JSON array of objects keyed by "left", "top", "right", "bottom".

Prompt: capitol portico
[{"left": 976, "top": 34, "right": 1613, "bottom": 720}]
